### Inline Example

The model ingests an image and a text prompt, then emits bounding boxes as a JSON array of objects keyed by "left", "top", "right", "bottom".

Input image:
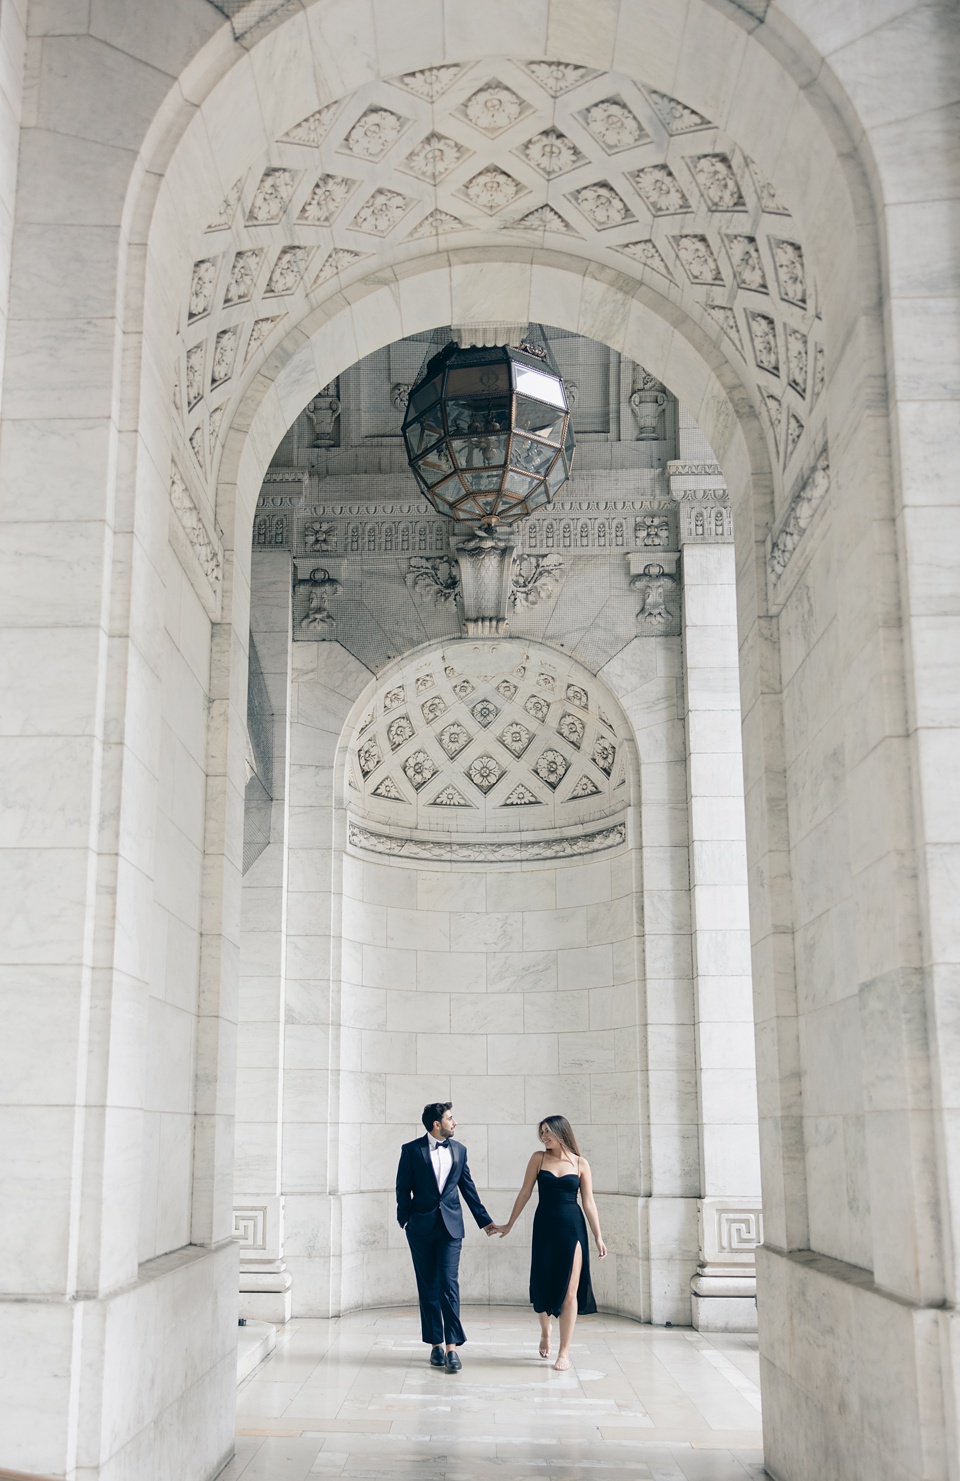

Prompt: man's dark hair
[{"left": 422, "top": 1101, "right": 452, "bottom": 1134}]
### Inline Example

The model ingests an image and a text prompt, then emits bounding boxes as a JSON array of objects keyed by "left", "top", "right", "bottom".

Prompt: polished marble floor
[{"left": 222, "top": 1306, "right": 766, "bottom": 1480}]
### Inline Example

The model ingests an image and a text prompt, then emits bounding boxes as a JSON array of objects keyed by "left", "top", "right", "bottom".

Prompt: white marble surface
[
  {"left": 272, "top": 629, "right": 716, "bottom": 1323},
  {"left": 1, "top": 2, "right": 958, "bottom": 1479},
  {"left": 225, "top": 1305, "right": 763, "bottom": 1481}
]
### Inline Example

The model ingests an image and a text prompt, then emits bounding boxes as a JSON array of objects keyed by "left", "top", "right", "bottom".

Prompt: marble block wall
[
  {"left": 3, "top": 4, "right": 957, "bottom": 1480},
  {"left": 264, "top": 621, "right": 732, "bottom": 1327},
  {"left": 334, "top": 845, "right": 646, "bottom": 1315}
]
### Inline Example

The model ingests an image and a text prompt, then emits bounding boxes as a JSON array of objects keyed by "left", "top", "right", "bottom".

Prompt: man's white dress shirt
[{"left": 428, "top": 1133, "right": 453, "bottom": 1192}]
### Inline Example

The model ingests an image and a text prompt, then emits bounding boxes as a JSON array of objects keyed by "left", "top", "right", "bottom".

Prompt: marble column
[
  {"left": 235, "top": 551, "right": 294, "bottom": 1323},
  {"left": 673, "top": 462, "right": 762, "bottom": 1330}
]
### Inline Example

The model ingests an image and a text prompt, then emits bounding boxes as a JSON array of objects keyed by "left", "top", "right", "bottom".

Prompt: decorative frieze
[
  {"left": 768, "top": 446, "right": 830, "bottom": 581},
  {"left": 668, "top": 462, "right": 733, "bottom": 544},
  {"left": 666, "top": 461, "right": 723, "bottom": 477},
  {"left": 678, "top": 500, "right": 733, "bottom": 542},
  {"left": 348, "top": 819, "right": 626, "bottom": 862},
  {"left": 170, "top": 462, "right": 223, "bottom": 599}
]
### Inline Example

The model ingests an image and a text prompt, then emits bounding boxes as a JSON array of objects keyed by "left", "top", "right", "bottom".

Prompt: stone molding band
[{"left": 348, "top": 819, "right": 626, "bottom": 862}]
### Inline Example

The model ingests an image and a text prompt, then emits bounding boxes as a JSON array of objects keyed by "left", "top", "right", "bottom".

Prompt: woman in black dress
[{"left": 491, "top": 1116, "right": 606, "bottom": 1370}]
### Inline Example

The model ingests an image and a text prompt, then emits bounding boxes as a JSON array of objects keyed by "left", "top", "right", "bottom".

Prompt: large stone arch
[{"left": 1, "top": 4, "right": 957, "bottom": 1481}]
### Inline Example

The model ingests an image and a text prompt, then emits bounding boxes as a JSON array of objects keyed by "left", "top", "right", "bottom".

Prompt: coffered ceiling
[{"left": 174, "top": 57, "right": 823, "bottom": 505}]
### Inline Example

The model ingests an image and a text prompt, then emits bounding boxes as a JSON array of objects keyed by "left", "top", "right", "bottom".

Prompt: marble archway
[{"left": 2, "top": 4, "right": 956, "bottom": 1481}]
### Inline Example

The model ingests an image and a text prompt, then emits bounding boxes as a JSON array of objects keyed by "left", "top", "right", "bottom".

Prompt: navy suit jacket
[{"left": 396, "top": 1135, "right": 492, "bottom": 1239}]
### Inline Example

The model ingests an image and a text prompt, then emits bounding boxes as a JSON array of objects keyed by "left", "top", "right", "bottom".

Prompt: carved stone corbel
[
  {"left": 454, "top": 528, "right": 516, "bottom": 636},
  {"left": 628, "top": 551, "right": 681, "bottom": 636},
  {"left": 292, "top": 561, "right": 342, "bottom": 640}
]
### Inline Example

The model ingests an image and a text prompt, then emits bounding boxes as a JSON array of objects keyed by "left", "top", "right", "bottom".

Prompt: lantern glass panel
[
  {"left": 547, "top": 456, "right": 569, "bottom": 495},
  {"left": 510, "top": 434, "right": 554, "bottom": 475},
  {"left": 444, "top": 398, "right": 511, "bottom": 436},
  {"left": 408, "top": 376, "right": 442, "bottom": 418},
  {"left": 515, "top": 396, "right": 566, "bottom": 444},
  {"left": 504, "top": 470, "right": 541, "bottom": 497},
  {"left": 414, "top": 442, "right": 455, "bottom": 487},
  {"left": 404, "top": 339, "right": 576, "bottom": 527},
  {"left": 445, "top": 364, "right": 510, "bottom": 397},
  {"left": 428, "top": 477, "right": 459, "bottom": 516},
  {"left": 450, "top": 433, "right": 508, "bottom": 471},
  {"left": 461, "top": 469, "right": 505, "bottom": 492},
  {"left": 512, "top": 363, "right": 566, "bottom": 409},
  {"left": 405, "top": 408, "right": 445, "bottom": 456},
  {"left": 459, "top": 494, "right": 499, "bottom": 519}
]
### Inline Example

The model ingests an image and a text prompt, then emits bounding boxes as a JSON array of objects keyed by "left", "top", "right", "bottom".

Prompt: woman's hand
[
  {"left": 488, "top": 1222, "right": 510, "bottom": 1238},
  {"left": 596, "top": 1236, "right": 607, "bottom": 1259}
]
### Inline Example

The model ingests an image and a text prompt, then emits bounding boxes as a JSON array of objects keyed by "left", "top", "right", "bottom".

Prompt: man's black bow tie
[{"left": 435, "top": 1139, "right": 451, "bottom": 1148}]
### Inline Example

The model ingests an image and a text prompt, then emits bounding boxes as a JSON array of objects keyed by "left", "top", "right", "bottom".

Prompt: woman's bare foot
[
  {"left": 554, "top": 1354, "right": 570, "bottom": 1371},
  {"left": 539, "top": 1339, "right": 550, "bottom": 1358}
]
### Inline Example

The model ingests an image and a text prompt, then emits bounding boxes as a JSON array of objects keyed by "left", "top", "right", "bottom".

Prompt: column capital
[{"left": 668, "top": 468, "right": 734, "bottom": 546}]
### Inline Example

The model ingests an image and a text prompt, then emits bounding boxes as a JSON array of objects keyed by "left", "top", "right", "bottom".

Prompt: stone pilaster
[
  {"left": 671, "top": 462, "right": 762, "bottom": 1332},
  {"left": 235, "top": 1195, "right": 293, "bottom": 1324},
  {"left": 235, "top": 551, "right": 295, "bottom": 1325}
]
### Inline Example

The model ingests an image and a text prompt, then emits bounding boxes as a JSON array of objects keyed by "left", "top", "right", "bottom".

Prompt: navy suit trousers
[{"left": 406, "top": 1213, "right": 466, "bottom": 1346}]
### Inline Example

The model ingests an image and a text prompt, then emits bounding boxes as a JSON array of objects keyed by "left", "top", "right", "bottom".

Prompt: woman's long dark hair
[{"left": 538, "top": 1114, "right": 581, "bottom": 1160}]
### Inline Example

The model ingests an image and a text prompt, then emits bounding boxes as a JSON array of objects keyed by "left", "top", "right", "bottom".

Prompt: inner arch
[{"left": 159, "top": 50, "right": 827, "bottom": 547}]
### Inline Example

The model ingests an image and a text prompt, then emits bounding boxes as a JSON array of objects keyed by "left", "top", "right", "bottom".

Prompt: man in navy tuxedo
[{"left": 396, "top": 1101, "right": 496, "bottom": 1371}]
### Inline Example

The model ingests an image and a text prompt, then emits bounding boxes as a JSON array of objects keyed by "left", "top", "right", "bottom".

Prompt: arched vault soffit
[
  {"left": 169, "top": 54, "right": 826, "bottom": 513},
  {"left": 341, "top": 639, "right": 637, "bottom": 863}
]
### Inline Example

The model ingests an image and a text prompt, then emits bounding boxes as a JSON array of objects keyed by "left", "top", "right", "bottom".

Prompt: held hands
[{"left": 484, "top": 1223, "right": 509, "bottom": 1238}]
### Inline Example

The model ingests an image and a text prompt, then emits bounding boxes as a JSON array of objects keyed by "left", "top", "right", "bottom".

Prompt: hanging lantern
[{"left": 402, "top": 336, "right": 575, "bottom": 527}]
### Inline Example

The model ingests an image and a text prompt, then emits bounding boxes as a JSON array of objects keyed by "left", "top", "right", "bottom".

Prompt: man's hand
[{"left": 484, "top": 1223, "right": 505, "bottom": 1237}]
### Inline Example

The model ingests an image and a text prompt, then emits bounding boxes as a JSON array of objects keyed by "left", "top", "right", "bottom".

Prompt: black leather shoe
[
  {"left": 429, "top": 1345, "right": 445, "bottom": 1367},
  {"left": 444, "top": 1349, "right": 462, "bottom": 1372}
]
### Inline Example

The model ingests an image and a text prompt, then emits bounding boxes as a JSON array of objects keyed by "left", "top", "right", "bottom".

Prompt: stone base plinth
[
  {"left": 240, "top": 1286, "right": 293, "bottom": 1324},
  {"left": 239, "top": 1260, "right": 293, "bottom": 1325},
  {"left": 237, "top": 1320, "right": 278, "bottom": 1382},
  {"left": 692, "top": 1293, "right": 758, "bottom": 1331},
  {"left": 690, "top": 1268, "right": 757, "bottom": 1331}
]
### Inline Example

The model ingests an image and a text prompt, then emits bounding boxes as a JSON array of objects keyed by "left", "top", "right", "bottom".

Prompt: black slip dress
[{"left": 528, "top": 1153, "right": 597, "bottom": 1318}]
